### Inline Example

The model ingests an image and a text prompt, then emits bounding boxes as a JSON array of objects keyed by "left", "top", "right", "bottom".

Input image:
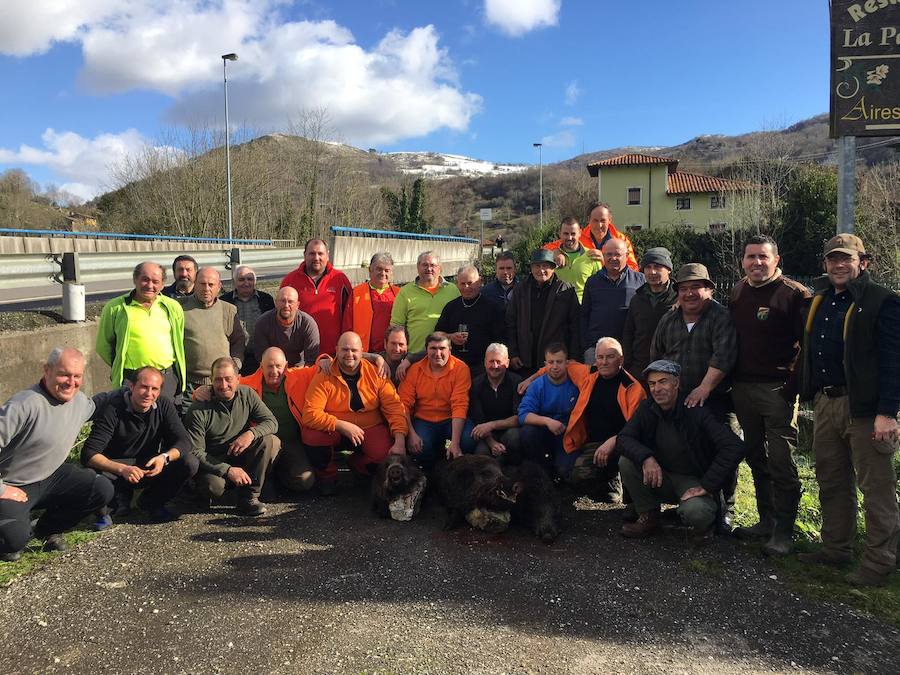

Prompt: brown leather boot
[{"left": 621, "top": 509, "right": 661, "bottom": 538}]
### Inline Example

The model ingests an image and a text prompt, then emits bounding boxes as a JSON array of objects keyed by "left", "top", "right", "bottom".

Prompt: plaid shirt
[{"left": 650, "top": 300, "right": 737, "bottom": 392}]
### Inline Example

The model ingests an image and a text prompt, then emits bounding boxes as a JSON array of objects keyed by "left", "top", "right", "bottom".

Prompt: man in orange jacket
[
  {"left": 544, "top": 202, "right": 638, "bottom": 271},
  {"left": 351, "top": 253, "right": 400, "bottom": 353},
  {"left": 399, "top": 331, "right": 476, "bottom": 470},
  {"left": 520, "top": 337, "right": 646, "bottom": 495},
  {"left": 303, "top": 332, "right": 408, "bottom": 493}
]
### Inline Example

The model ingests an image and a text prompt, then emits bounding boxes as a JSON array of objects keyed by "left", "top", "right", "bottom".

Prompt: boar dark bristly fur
[
  {"left": 434, "top": 455, "right": 519, "bottom": 530},
  {"left": 506, "top": 460, "right": 560, "bottom": 543},
  {"left": 371, "top": 455, "right": 426, "bottom": 518}
]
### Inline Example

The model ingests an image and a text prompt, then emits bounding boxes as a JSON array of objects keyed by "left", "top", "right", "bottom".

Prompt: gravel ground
[{"left": 1, "top": 486, "right": 898, "bottom": 675}]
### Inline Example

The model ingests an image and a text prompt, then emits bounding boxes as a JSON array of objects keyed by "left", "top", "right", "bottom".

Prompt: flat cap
[
  {"left": 673, "top": 263, "right": 713, "bottom": 287},
  {"left": 530, "top": 249, "right": 558, "bottom": 267},
  {"left": 643, "top": 359, "right": 681, "bottom": 377},
  {"left": 823, "top": 233, "right": 866, "bottom": 256}
]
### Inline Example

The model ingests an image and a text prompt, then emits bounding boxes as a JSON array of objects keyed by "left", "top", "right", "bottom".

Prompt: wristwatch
[{"left": 161, "top": 452, "right": 171, "bottom": 466}]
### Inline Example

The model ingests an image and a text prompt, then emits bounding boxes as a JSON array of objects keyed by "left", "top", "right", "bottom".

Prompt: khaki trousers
[
  {"left": 731, "top": 380, "right": 801, "bottom": 530},
  {"left": 812, "top": 393, "right": 899, "bottom": 575}
]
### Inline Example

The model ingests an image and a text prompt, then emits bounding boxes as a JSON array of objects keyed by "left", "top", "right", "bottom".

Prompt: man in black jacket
[
  {"left": 221, "top": 265, "right": 276, "bottom": 375},
  {"left": 505, "top": 249, "right": 580, "bottom": 377},
  {"left": 796, "top": 234, "right": 899, "bottom": 587},
  {"left": 617, "top": 360, "right": 745, "bottom": 544},
  {"left": 82, "top": 366, "right": 197, "bottom": 525},
  {"left": 622, "top": 247, "right": 677, "bottom": 384}
]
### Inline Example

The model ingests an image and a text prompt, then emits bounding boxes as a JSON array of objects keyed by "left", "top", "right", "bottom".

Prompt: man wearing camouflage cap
[
  {"left": 615, "top": 360, "right": 745, "bottom": 544},
  {"left": 796, "top": 234, "right": 900, "bottom": 587}
]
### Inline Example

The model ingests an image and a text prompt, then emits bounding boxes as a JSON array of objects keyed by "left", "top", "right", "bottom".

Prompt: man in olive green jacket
[{"left": 184, "top": 357, "right": 280, "bottom": 517}]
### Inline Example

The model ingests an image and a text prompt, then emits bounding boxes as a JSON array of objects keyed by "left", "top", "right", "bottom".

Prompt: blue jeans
[
  {"left": 520, "top": 424, "right": 577, "bottom": 479},
  {"left": 411, "top": 418, "right": 476, "bottom": 469}
]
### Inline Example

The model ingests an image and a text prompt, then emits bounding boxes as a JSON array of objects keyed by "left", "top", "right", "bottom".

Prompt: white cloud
[
  {"left": 1, "top": 1, "right": 481, "bottom": 147},
  {"left": 484, "top": 0, "right": 560, "bottom": 37},
  {"left": 564, "top": 80, "right": 581, "bottom": 106},
  {"left": 0, "top": 128, "right": 159, "bottom": 200},
  {"left": 560, "top": 116, "right": 583, "bottom": 126},
  {"left": 540, "top": 130, "right": 576, "bottom": 148},
  {"left": 0, "top": 0, "right": 120, "bottom": 57}
]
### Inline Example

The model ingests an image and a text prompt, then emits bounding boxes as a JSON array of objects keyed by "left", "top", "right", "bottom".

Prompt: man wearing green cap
[
  {"left": 505, "top": 249, "right": 580, "bottom": 377},
  {"left": 796, "top": 234, "right": 900, "bottom": 587}
]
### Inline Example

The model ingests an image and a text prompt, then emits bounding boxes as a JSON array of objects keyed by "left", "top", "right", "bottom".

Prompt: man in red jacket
[{"left": 281, "top": 238, "right": 352, "bottom": 356}]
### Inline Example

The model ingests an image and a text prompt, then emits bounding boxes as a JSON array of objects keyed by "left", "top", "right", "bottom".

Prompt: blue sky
[{"left": 0, "top": 0, "right": 830, "bottom": 202}]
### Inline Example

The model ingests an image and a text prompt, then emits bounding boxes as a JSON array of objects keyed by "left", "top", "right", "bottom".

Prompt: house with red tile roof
[{"left": 586, "top": 154, "right": 752, "bottom": 232}]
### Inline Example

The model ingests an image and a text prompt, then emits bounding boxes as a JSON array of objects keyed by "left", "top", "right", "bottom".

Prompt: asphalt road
[{"left": 1, "top": 487, "right": 898, "bottom": 674}]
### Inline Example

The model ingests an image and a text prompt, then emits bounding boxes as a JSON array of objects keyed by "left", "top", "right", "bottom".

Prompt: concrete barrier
[{"left": 0, "top": 321, "right": 112, "bottom": 402}]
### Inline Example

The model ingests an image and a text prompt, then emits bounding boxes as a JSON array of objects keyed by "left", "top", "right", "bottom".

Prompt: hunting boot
[{"left": 621, "top": 509, "right": 661, "bottom": 538}]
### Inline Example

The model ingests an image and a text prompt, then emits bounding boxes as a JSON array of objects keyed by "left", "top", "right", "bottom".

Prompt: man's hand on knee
[
  {"left": 680, "top": 486, "right": 708, "bottom": 501},
  {"left": 226, "top": 467, "right": 252, "bottom": 486}
]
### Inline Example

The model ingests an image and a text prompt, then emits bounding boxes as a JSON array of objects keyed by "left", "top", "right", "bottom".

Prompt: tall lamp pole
[
  {"left": 222, "top": 53, "right": 238, "bottom": 243},
  {"left": 533, "top": 142, "right": 543, "bottom": 228}
]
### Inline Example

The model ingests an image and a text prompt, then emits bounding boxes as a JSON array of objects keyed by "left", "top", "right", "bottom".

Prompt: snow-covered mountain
[{"left": 385, "top": 151, "right": 530, "bottom": 179}]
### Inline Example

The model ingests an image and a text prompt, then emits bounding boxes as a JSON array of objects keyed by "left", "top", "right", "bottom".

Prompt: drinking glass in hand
[{"left": 458, "top": 323, "right": 468, "bottom": 352}]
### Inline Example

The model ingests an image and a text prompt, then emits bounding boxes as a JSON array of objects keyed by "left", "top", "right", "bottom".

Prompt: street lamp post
[
  {"left": 222, "top": 53, "right": 238, "bottom": 243},
  {"left": 533, "top": 142, "right": 543, "bottom": 228}
]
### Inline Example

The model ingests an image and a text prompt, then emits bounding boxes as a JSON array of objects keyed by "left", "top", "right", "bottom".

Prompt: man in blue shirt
[
  {"left": 481, "top": 251, "right": 518, "bottom": 307},
  {"left": 518, "top": 343, "right": 579, "bottom": 479},
  {"left": 581, "top": 238, "right": 646, "bottom": 363}
]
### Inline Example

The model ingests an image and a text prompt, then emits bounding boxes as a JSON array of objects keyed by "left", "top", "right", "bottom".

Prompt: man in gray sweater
[
  {"left": 183, "top": 357, "right": 280, "bottom": 517},
  {"left": 179, "top": 267, "right": 247, "bottom": 413},
  {"left": 0, "top": 348, "right": 114, "bottom": 561}
]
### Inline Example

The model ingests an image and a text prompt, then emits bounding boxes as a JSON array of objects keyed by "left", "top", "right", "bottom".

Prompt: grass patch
[
  {"left": 733, "top": 442, "right": 900, "bottom": 628},
  {"left": 0, "top": 528, "right": 97, "bottom": 586},
  {"left": 686, "top": 558, "right": 725, "bottom": 577}
]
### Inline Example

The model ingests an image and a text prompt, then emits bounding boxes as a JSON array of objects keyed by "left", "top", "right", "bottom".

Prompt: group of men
[{"left": 0, "top": 201, "right": 896, "bottom": 588}]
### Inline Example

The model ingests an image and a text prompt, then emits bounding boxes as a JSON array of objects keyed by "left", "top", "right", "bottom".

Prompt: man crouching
[
  {"left": 184, "top": 357, "right": 280, "bottom": 517},
  {"left": 617, "top": 360, "right": 745, "bottom": 544}
]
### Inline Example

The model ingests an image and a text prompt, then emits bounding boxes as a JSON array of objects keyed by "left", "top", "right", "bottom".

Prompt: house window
[
  {"left": 627, "top": 224, "right": 643, "bottom": 232},
  {"left": 676, "top": 197, "right": 691, "bottom": 210},
  {"left": 709, "top": 222, "right": 727, "bottom": 232},
  {"left": 626, "top": 187, "right": 642, "bottom": 205},
  {"left": 710, "top": 195, "right": 726, "bottom": 209}
]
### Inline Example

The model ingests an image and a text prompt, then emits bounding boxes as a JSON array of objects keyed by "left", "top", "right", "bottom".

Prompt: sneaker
[
  {"left": 147, "top": 505, "right": 181, "bottom": 523},
  {"left": 845, "top": 567, "right": 891, "bottom": 588},
  {"left": 621, "top": 510, "right": 661, "bottom": 539},
  {"left": 1, "top": 550, "right": 22, "bottom": 563},
  {"left": 94, "top": 514, "right": 114, "bottom": 531},
  {"left": 42, "top": 534, "right": 68, "bottom": 553},
  {"left": 796, "top": 549, "right": 852, "bottom": 567},
  {"left": 236, "top": 497, "right": 266, "bottom": 517},
  {"left": 733, "top": 520, "right": 774, "bottom": 541}
]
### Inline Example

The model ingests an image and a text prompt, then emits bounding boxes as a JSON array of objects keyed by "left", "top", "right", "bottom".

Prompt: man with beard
[
  {"left": 162, "top": 255, "right": 198, "bottom": 299},
  {"left": 253, "top": 287, "right": 321, "bottom": 368},
  {"left": 553, "top": 217, "right": 601, "bottom": 303}
]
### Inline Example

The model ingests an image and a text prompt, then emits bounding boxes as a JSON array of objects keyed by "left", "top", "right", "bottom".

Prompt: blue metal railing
[
  {"left": 0, "top": 227, "right": 273, "bottom": 246},
  {"left": 331, "top": 226, "right": 478, "bottom": 243}
]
